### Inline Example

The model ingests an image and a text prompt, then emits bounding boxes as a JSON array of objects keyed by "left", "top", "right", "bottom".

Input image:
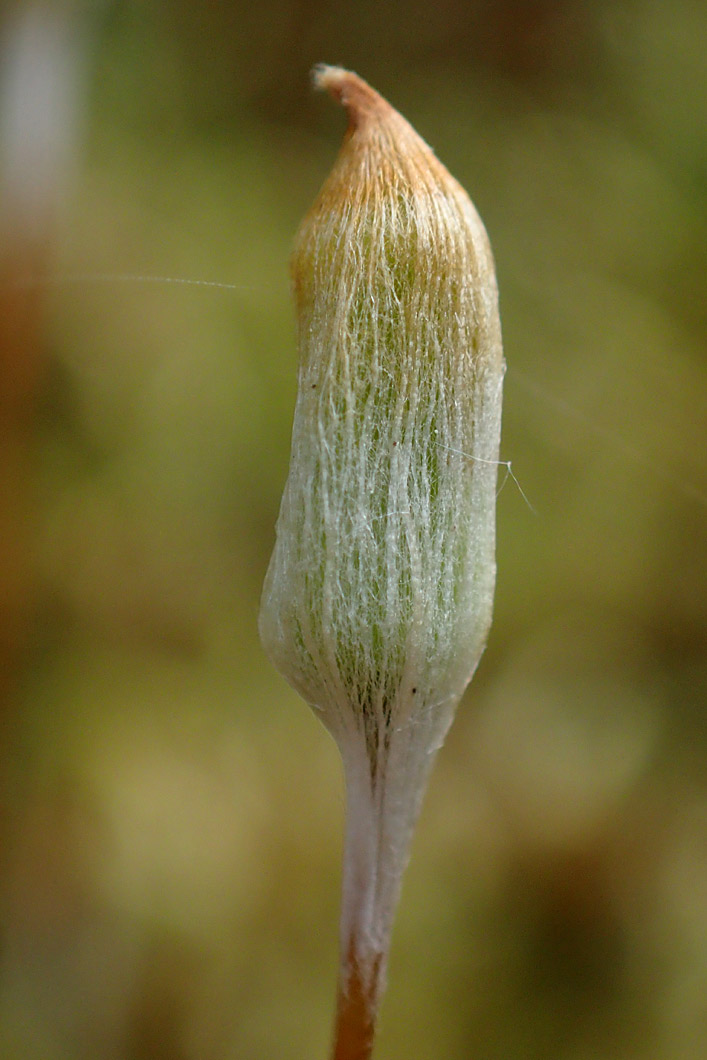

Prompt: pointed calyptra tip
[
  {"left": 312, "top": 64, "right": 392, "bottom": 130},
  {"left": 311, "top": 63, "right": 358, "bottom": 97}
]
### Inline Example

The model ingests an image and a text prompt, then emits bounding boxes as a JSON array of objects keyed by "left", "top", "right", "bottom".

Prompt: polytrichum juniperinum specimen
[{"left": 260, "top": 65, "right": 505, "bottom": 1059}]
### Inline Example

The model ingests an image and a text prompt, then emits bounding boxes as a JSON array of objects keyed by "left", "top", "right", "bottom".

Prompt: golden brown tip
[{"left": 312, "top": 64, "right": 392, "bottom": 131}]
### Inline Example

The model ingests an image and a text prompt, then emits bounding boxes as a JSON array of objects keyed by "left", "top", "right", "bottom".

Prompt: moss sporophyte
[{"left": 259, "top": 65, "right": 505, "bottom": 1060}]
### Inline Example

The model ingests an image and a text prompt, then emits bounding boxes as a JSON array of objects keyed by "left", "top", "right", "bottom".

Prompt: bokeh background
[{"left": 1, "top": 1, "right": 705, "bottom": 1058}]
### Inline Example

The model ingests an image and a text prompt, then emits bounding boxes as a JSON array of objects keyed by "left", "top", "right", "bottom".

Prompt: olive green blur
[{"left": 0, "top": 3, "right": 705, "bottom": 1059}]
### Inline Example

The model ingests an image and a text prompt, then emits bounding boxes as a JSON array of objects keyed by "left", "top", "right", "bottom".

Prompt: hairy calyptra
[{"left": 259, "top": 66, "right": 504, "bottom": 1058}]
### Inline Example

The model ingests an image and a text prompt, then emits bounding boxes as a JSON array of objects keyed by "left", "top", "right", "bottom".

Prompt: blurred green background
[{"left": 0, "top": 1, "right": 705, "bottom": 1058}]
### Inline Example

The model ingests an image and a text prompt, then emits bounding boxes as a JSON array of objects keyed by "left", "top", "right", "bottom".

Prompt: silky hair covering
[{"left": 260, "top": 65, "right": 504, "bottom": 1032}]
